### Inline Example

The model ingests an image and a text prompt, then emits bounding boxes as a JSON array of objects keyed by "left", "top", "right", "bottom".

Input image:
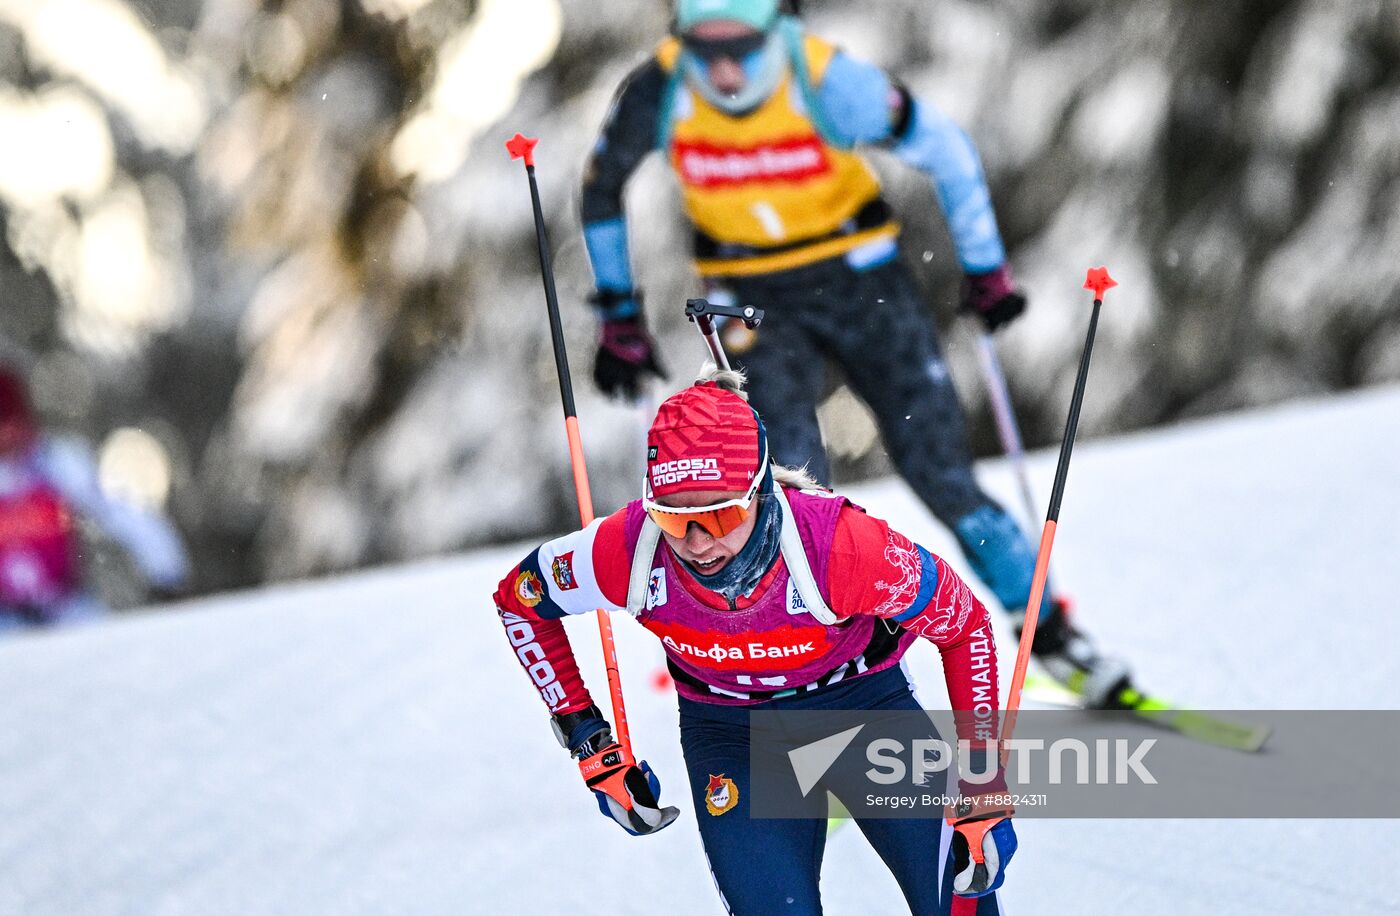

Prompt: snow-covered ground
[{"left": 2, "top": 386, "right": 1398, "bottom": 915}]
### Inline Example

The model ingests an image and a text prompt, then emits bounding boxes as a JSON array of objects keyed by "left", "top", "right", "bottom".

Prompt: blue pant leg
[
  {"left": 826, "top": 676, "right": 948, "bottom": 914},
  {"left": 851, "top": 816, "right": 950, "bottom": 916},
  {"left": 824, "top": 672, "right": 1004, "bottom": 916},
  {"left": 679, "top": 701, "right": 827, "bottom": 916},
  {"left": 855, "top": 806, "right": 1003, "bottom": 915}
]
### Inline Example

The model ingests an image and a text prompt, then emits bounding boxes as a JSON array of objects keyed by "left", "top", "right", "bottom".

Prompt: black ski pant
[{"left": 724, "top": 254, "right": 993, "bottom": 525}]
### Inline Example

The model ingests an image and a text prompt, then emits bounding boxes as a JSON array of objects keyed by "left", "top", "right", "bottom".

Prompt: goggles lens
[
  {"left": 645, "top": 501, "right": 752, "bottom": 539},
  {"left": 682, "top": 32, "right": 768, "bottom": 62}
]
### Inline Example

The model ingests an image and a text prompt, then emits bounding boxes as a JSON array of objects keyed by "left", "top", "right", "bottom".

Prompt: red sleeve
[
  {"left": 490, "top": 508, "right": 632, "bottom": 716},
  {"left": 827, "top": 506, "right": 923, "bottom": 619},
  {"left": 827, "top": 507, "right": 999, "bottom": 747},
  {"left": 494, "top": 605, "right": 595, "bottom": 715},
  {"left": 590, "top": 511, "right": 630, "bottom": 607},
  {"left": 906, "top": 554, "right": 999, "bottom": 748}
]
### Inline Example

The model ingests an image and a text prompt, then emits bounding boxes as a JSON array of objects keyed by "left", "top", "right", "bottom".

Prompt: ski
[
  {"left": 827, "top": 796, "right": 851, "bottom": 836},
  {"left": 1023, "top": 674, "right": 1272, "bottom": 752}
]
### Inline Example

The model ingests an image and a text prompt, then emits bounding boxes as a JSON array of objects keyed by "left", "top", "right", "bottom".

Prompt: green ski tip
[
  {"left": 1022, "top": 674, "right": 1272, "bottom": 753},
  {"left": 826, "top": 795, "right": 852, "bottom": 835},
  {"left": 1130, "top": 706, "right": 1272, "bottom": 753}
]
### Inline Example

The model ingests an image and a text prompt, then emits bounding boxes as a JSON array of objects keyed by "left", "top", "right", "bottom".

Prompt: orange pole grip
[
  {"left": 563, "top": 417, "right": 595, "bottom": 527},
  {"left": 999, "top": 518, "right": 1057, "bottom": 767},
  {"left": 562, "top": 416, "right": 631, "bottom": 755}
]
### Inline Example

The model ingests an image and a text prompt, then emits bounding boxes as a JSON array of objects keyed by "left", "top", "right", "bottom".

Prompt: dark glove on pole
[
  {"left": 589, "top": 290, "right": 667, "bottom": 402},
  {"left": 961, "top": 263, "right": 1027, "bottom": 332}
]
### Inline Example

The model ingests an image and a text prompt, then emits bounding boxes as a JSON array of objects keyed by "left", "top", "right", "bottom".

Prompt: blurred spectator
[{"left": 0, "top": 366, "right": 189, "bottom": 634}]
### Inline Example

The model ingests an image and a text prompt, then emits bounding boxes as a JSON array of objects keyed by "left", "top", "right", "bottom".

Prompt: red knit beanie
[{"left": 646, "top": 382, "right": 764, "bottom": 499}]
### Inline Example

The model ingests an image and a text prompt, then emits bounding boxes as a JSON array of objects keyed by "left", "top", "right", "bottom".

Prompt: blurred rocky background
[{"left": 1, "top": 0, "right": 1397, "bottom": 602}]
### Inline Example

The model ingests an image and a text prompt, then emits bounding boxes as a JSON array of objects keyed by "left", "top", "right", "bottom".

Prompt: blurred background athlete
[
  {"left": 0, "top": 365, "right": 188, "bottom": 633},
  {"left": 579, "top": 0, "right": 1133, "bottom": 705}
]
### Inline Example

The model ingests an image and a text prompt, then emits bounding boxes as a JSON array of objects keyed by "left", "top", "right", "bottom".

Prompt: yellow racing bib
[{"left": 657, "top": 29, "right": 898, "bottom": 277}]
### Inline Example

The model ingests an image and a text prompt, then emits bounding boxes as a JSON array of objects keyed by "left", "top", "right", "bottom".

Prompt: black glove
[
  {"left": 961, "top": 264, "right": 1027, "bottom": 332},
  {"left": 590, "top": 291, "right": 667, "bottom": 401}
]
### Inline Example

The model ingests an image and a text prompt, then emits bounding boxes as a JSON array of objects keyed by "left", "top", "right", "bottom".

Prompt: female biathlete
[{"left": 493, "top": 371, "right": 1017, "bottom": 914}]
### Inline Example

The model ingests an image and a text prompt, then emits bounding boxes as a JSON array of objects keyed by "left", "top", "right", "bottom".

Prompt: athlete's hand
[
  {"left": 961, "top": 264, "right": 1027, "bottom": 332},
  {"left": 948, "top": 794, "right": 1017, "bottom": 897},
  {"left": 578, "top": 735, "right": 679, "bottom": 836},
  {"left": 556, "top": 708, "right": 679, "bottom": 836},
  {"left": 593, "top": 312, "right": 667, "bottom": 402}
]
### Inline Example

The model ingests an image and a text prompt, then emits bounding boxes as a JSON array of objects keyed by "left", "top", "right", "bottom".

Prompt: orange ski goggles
[{"left": 644, "top": 463, "right": 766, "bottom": 539}]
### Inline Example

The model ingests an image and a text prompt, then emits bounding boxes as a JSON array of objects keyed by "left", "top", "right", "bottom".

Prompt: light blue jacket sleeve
[
  {"left": 816, "top": 52, "right": 896, "bottom": 147},
  {"left": 818, "top": 53, "right": 1007, "bottom": 273},
  {"left": 582, "top": 217, "right": 636, "bottom": 297}
]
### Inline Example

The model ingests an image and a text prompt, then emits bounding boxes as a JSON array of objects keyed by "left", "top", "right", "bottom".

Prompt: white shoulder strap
[
  {"left": 773, "top": 485, "right": 838, "bottom": 625},
  {"left": 625, "top": 517, "right": 663, "bottom": 618}
]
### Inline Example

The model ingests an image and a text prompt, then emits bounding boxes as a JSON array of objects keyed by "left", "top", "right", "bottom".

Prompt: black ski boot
[{"left": 1019, "top": 598, "right": 1134, "bottom": 709}]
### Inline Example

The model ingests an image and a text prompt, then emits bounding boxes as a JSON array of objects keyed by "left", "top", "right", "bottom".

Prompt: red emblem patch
[
  {"left": 551, "top": 552, "right": 578, "bottom": 591},
  {"left": 705, "top": 774, "right": 739, "bottom": 816},
  {"left": 514, "top": 570, "right": 544, "bottom": 607}
]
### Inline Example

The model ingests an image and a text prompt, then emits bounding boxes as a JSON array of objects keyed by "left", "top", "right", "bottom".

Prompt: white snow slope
[{"left": 2, "top": 386, "right": 1398, "bottom": 915}]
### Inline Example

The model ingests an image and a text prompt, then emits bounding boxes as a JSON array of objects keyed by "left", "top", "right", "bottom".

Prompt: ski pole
[
  {"left": 973, "top": 326, "right": 1069, "bottom": 607},
  {"left": 1000, "top": 267, "right": 1117, "bottom": 763},
  {"left": 973, "top": 331, "right": 1039, "bottom": 532},
  {"left": 507, "top": 132, "right": 632, "bottom": 755},
  {"left": 683, "top": 298, "right": 764, "bottom": 370}
]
